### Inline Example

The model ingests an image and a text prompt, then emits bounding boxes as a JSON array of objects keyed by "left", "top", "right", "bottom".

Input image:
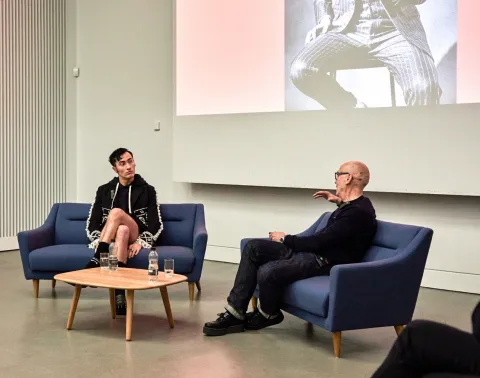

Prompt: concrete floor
[{"left": 0, "top": 250, "right": 478, "bottom": 378}]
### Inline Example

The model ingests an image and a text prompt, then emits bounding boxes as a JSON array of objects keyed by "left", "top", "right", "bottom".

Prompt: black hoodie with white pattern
[{"left": 86, "top": 174, "right": 163, "bottom": 249}]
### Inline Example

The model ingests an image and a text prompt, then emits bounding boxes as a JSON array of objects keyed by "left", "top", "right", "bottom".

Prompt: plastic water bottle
[
  {"left": 108, "top": 240, "right": 115, "bottom": 255},
  {"left": 108, "top": 240, "right": 118, "bottom": 271},
  {"left": 148, "top": 246, "right": 159, "bottom": 282}
]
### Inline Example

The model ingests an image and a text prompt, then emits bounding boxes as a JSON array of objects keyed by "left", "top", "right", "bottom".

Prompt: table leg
[
  {"left": 160, "top": 287, "right": 174, "bottom": 328},
  {"left": 109, "top": 288, "right": 116, "bottom": 319},
  {"left": 126, "top": 290, "right": 134, "bottom": 341},
  {"left": 67, "top": 284, "right": 82, "bottom": 330}
]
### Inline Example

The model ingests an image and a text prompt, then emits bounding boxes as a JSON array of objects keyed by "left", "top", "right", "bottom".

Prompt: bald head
[{"left": 340, "top": 161, "right": 370, "bottom": 189}]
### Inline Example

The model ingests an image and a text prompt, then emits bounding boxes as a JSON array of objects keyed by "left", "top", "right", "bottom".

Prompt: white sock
[{"left": 258, "top": 303, "right": 278, "bottom": 319}]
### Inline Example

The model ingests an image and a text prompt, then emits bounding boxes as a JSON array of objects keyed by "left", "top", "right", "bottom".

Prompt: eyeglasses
[{"left": 335, "top": 171, "right": 350, "bottom": 180}]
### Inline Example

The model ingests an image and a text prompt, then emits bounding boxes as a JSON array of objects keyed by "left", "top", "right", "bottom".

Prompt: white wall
[
  {"left": 0, "top": 0, "right": 76, "bottom": 251},
  {"left": 76, "top": 0, "right": 480, "bottom": 294},
  {"left": 66, "top": 0, "right": 78, "bottom": 202},
  {"left": 173, "top": 107, "right": 480, "bottom": 196}
]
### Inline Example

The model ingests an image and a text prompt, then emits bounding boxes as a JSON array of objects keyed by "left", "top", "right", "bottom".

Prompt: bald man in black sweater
[{"left": 203, "top": 161, "right": 377, "bottom": 336}]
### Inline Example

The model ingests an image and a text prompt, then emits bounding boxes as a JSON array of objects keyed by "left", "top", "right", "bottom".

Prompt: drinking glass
[
  {"left": 164, "top": 259, "right": 174, "bottom": 278},
  {"left": 109, "top": 255, "right": 118, "bottom": 271},
  {"left": 100, "top": 253, "right": 109, "bottom": 270}
]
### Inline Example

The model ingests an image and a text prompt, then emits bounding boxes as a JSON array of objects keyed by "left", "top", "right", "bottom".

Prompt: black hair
[{"left": 109, "top": 148, "right": 133, "bottom": 166}]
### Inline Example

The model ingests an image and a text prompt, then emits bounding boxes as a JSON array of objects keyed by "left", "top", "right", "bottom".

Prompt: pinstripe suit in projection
[{"left": 290, "top": 0, "right": 442, "bottom": 108}]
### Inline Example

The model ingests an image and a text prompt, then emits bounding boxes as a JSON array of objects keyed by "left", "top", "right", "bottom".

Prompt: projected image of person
[{"left": 289, "top": 0, "right": 443, "bottom": 109}]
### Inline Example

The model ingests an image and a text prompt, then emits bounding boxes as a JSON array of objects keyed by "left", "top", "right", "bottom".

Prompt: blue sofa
[
  {"left": 242, "top": 212, "right": 433, "bottom": 357},
  {"left": 18, "top": 203, "right": 208, "bottom": 300}
]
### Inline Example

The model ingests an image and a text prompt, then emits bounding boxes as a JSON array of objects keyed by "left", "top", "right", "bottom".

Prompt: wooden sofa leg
[
  {"left": 251, "top": 296, "right": 258, "bottom": 310},
  {"left": 394, "top": 325, "right": 405, "bottom": 336},
  {"left": 188, "top": 282, "right": 195, "bottom": 301},
  {"left": 195, "top": 281, "right": 202, "bottom": 292},
  {"left": 332, "top": 332, "right": 342, "bottom": 358},
  {"left": 52, "top": 279, "right": 56, "bottom": 289},
  {"left": 33, "top": 279, "right": 39, "bottom": 298}
]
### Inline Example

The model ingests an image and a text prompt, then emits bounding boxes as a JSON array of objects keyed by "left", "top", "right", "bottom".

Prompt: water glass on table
[
  {"left": 164, "top": 259, "right": 174, "bottom": 278},
  {"left": 100, "top": 253, "right": 109, "bottom": 270},
  {"left": 109, "top": 254, "right": 118, "bottom": 271}
]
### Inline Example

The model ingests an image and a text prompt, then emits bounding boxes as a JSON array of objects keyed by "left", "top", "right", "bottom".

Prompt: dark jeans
[
  {"left": 226, "top": 239, "right": 329, "bottom": 317},
  {"left": 371, "top": 320, "right": 480, "bottom": 378}
]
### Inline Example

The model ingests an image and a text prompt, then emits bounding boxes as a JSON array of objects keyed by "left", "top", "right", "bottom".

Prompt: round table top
[{"left": 54, "top": 267, "right": 187, "bottom": 290}]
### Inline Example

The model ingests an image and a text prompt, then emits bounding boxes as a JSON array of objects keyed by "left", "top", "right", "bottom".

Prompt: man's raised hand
[{"left": 313, "top": 190, "right": 341, "bottom": 204}]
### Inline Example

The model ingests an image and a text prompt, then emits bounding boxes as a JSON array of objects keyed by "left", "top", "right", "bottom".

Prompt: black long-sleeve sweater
[{"left": 283, "top": 196, "right": 377, "bottom": 265}]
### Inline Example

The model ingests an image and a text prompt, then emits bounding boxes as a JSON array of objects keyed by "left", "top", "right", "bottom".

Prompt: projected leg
[
  {"left": 289, "top": 33, "right": 368, "bottom": 109},
  {"left": 372, "top": 35, "right": 442, "bottom": 106}
]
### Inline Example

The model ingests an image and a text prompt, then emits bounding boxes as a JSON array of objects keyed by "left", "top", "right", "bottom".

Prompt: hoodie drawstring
[
  {"left": 111, "top": 180, "right": 134, "bottom": 214},
  {"left": 128, "top": 186, "right": 132, "bottom": 214},
  {"left": 111, "top": 183, "right": 119, "bottom": 208}
]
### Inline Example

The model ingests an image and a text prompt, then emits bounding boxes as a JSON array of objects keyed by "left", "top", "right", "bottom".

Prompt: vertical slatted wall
[{"left": 0, "top": 0, "right": 67, "bottom": 240}]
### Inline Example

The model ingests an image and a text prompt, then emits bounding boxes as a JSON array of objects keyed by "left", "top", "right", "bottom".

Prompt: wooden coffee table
[{"left": 54, "top": 267, "right": 187, "bottom": 341}]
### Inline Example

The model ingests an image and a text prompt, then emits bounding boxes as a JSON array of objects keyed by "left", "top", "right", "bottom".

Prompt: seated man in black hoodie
[
  {"left": 371, "top": 301, "right": 480, "bottom": 378},
  {"left": 85, "top": 148, "right": 163, "bottom": 314},
  {"left": 203, "top": 161, "right": 377, "bottom": 336}
]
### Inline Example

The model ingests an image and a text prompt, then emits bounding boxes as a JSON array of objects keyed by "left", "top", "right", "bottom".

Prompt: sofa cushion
[
  {"left": 127, "top": 246, "right": 195, "bottom": 273},
  {"left": 282, "top": 276, "right": 330, "bottom": 318},
  {"left": 51, "top": 203, "right": 201, "bottom": 248},
  {"left": 156, "top": 204, "right": 197, "bottom": 248},
  {"left": 373, "top": 220, "right": 422, "bottom": 250},
  {"left": 30, "top": 245, "right": 92, "bottom": 272},
  {"left": 54, "top": 203, "right": 91, "bottom": 245},
  {"left": 30, "top": 244, "right": 196, "bottom": 274}
]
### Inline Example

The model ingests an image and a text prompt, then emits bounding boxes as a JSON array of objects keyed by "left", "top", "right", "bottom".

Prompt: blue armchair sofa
[
  {"left": 242, "top": 212, "right": 433, "bottom": 357},
  {"left": 18, "top": 203, "right": 208, "bottom": 300}
]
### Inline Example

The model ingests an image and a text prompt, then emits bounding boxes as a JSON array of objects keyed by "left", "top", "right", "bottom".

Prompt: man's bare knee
[
  {"left": 108, "top": 208, "right": 126, "bottom": 221},
  {"left": 116, "top": 225, "right": 130, "bottom": 239}
]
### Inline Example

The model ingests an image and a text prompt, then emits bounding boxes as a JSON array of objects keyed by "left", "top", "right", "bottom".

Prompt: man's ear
[{"left": 112, "top": 165, "right": 118, "bottom": 174}]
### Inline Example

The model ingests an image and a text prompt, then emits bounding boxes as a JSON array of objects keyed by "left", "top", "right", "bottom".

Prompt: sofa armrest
[
  {"left": 193, "top": 211, "right": 208, "bottom": 259},
  {"left": 18, "top": 224, "right": 55, "bottom": 252},
  {"left": 326, "top": 254, "right": 423, "bottom": 331},
  {"left": 17, "top": 224, "right": 55, "bottom": 279},
  {"left": 240, "top": 237, "right": 270, "bottom": 253},
  {"left": 295, "top": 212, "right": 331, "bottom": 237},
  {"left": 239, "top": 213, "right": 331, "bottom": 251},
  {"left": 188, "top": 205, "right": 208, "bottom": 283},
  {"left": 16, "top": 203, "right": 59, "bottom": 280}
]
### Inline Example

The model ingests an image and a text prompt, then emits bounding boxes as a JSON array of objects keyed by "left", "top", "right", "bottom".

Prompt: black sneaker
[
  {"left": 203, "top": 311, "right": 245, "bottom": 336},
  {"left": 115, "top": 290, "right": 126, "bottom": 316},
  {"left": 67, "top": 259, "right": 99, "bottom": 288},
  {"left": 84, "top": 258, "right": 100, "bottom": 269},
  {"left": 245, "top": 310, "right": 256, "bottom": 323},
  {"left": 68, "top": 259, "right": 99, "bottom": 288},
  {"left": 245, "top": 308, "right": 284, "bottom": 330}
]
